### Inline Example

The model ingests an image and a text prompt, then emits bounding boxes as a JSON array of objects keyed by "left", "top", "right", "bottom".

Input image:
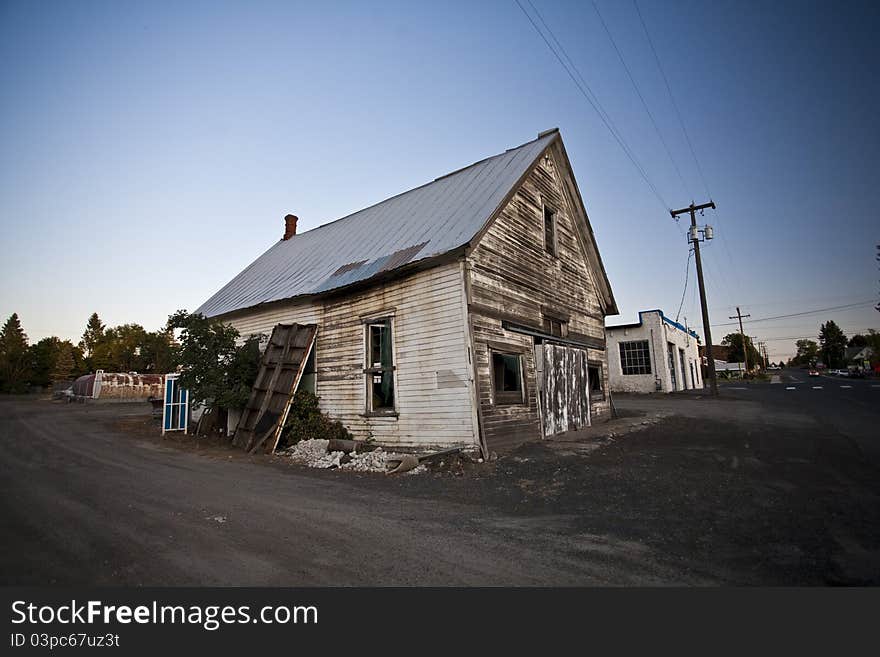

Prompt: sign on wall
[{"left": 162, "top": 374, "right": 189, "bottom": 434}]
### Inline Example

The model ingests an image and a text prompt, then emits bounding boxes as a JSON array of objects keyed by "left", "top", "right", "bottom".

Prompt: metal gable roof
[{"left": 196, "top": 131, "right": 557, "bottom": 318}]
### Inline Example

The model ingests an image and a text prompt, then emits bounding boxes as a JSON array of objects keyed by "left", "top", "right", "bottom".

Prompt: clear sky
[{"left": 1, "top": 0, "right": 877, "bottom": 360}]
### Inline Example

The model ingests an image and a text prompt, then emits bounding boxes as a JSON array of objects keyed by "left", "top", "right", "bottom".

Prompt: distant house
[
  {"left": 699, "top": 344, "right": 731, "bottom": 363},
  {"left": 196, "top": 129, "right": 618, "bottom": 456},
  {"left": 605, "top": 310, "right": 702, "bottom": 393},
  {"left": 845, "top": 345, "right": 873, "bottom": 369}
]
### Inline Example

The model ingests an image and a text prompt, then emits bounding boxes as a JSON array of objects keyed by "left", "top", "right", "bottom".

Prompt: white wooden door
[{"left": 539, "top": 343, "right": 591, "bottom": 437}]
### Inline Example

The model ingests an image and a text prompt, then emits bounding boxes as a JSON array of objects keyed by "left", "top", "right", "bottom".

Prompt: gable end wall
[{"left": 466, "top": 147, "right": 611, "bottom": 452}]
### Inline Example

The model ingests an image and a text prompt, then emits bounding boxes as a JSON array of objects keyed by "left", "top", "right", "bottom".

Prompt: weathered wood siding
[
  {"left": 467, "top": 147, "right": 611, "bottom": 452},
  {"left": 221, "top": 261, "right": 479, "bottom": 449}
]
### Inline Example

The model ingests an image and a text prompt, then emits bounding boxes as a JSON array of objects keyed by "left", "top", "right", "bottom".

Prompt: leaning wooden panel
[{"left": 233, "top": 323, "right": 317, "bottom": 454}]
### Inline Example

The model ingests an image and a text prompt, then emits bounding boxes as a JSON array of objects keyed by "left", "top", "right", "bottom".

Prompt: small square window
[
  {"left": 543, "top": 316, "right": 566, "bottom": 337},
  {"left": 543, "top": 205, "right": 556, "bottom": 256},
  {"left": 492, "top": 352, "right": 524, "bottom": 405}
]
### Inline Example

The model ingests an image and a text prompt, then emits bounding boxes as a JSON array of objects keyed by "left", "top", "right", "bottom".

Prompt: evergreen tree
[
  {"left": 80, "top": 312, "right": 105, "bottom": 358},
  {"left": 51, "top": 342, "right": 75, "bottom": 382},
  {"left": 819, "top": 320, "right": 847, "bottom": 368},
  {"left": 0, "top": 313, "right": 32, "bottom": 393}
]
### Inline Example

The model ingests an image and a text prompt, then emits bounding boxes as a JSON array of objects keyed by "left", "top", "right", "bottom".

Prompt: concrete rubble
[{"left": 280, "top": 439, "right": 426, "bottom": 475}]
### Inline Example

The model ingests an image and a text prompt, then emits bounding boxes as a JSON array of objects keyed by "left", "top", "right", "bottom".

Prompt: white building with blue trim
[{"left": 605, "top": 310, "right": 702, "bottom": 394}]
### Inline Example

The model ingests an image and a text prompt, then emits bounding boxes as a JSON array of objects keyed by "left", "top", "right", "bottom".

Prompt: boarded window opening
[
  {"left": 366, "top": 319, "right": 395, "bottom": 412},
  {"left": 492, "top": 352, "right": 524, "bottom": 405},
  {"left": 300, "top": 345, "right": 316, "bottom": 395},
  {"left": 543, "top": 205, "right": 556, "bottom": 256},
  {"left": 619, "top": 340, "right": 651, "bottom": 375}
]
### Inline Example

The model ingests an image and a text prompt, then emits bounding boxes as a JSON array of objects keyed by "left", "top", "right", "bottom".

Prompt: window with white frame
[
  {"left": 365, "top": 318, "right": 395, "bottom": 413},
  {"left": 619, "top": 340, "right": 652, "bottom": 375}
]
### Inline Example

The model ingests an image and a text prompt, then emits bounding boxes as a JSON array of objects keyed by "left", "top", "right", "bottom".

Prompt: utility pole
[
  {"left": 671, "top": 201, "right": 717, "bottom": 395},
  {"left": 729, "top": 306, "right": 751, "bottom": 375}
]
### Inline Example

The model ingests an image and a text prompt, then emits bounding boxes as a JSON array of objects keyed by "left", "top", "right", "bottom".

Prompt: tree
[
  {"left": 80, "top": 313, "right": 105, "bottom": 358},
  {"left": 0, "top": 313, "right": 32, "bottom": 393},
  {"left": 721, "top": 332, "right": 761, "bottom": 371},
  {"left": 848, "top": 334, "right": 868, "bottom": 348},
  {"left": 865, "top": 329, "right": 880, "bottom": 369},
  {"left": 166, "top": 310, "right": 261, "bottom": 414},
  {"left": 29, "top": 336, "right": 61, "bottom": 388},
  {"left": 819, "top": 320, "right": 847, "bottom": 368},
  {"left": 102, "top": 324, "right": 148, "bottom": 372},
  {"left": 216, "top": 336, "right": 262, "bottom": 410},
  {"left": 51, "top": 342, "right": 76, "bottom": 382},
  {"left": 139, "top": 330, "right": 175, "bottom": 373},
  {"left": 793, "top": 339, "right": 819, "bottom": 366}
]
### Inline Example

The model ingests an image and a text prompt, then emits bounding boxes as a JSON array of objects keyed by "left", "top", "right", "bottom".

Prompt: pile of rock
[
  {"left": 280, "top": 439, "right": 423, "bottom": 474},
  {"left": 339, "top": 448, "right": 393, "bottom": 472}
]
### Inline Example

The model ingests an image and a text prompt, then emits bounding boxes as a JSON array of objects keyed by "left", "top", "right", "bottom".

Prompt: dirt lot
[{"left": 2, "top": 388, "right": 879, "bottom": 585}]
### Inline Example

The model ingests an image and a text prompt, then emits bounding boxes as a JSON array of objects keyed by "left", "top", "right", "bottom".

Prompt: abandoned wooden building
[{"left": 196, "top": 128, "right": 618, "bottom": 456}]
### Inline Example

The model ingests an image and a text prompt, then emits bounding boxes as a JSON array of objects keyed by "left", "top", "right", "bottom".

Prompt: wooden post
[{"left": 671, "top": 201, "right": 718, "bottom": 395}]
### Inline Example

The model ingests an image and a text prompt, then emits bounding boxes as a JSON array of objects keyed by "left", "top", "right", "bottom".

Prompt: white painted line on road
[
  {"left": 873, "top": 385, "right": 880, "bottom": 389},
  {"left": 840, "top": 385, "right": 852, "bottom": 389},
  {"left": 785, "top": 386, "right": 796, "bottom": 390},
  {"left": 729, "top": 387, "right": 747, "bottom": 390},
  {"left": 812, "top": 386, "right": 823, "bottom": 389},
  {"left": 790, "top": 378, "right": 802, "bottom": 383}
]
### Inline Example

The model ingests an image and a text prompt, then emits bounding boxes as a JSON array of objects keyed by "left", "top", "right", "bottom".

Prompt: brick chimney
[{"left": 283, "top": 214, "right": 298, "bottom": 240}]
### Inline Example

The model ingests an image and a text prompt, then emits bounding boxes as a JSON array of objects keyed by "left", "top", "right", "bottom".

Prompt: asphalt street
[
  {"left": 0, "top": 398, "right": 704, "bottom": 586},
  {"left": 720, "top": 369, "right": 879, "bottom": 462},
  {"left": 2, "top": 375, "right": 878, "bottom": 585}
]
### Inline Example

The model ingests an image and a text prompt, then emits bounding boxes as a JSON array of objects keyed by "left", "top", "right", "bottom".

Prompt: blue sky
[{"left": 1, "top": 0, "right": 877, "bottom": 360}]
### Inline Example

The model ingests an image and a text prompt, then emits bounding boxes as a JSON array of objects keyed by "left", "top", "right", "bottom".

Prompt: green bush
[{"left": 280, "top": 390, "right": 352, "bottom": 448}]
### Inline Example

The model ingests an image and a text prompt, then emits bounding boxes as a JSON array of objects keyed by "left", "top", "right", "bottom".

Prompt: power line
[
  {"left": 514, "top": 0, "right": 670, "bottom": 210},
  {"left": 629, "top": 0, "right": 744, "bottom": 309},
  {"left": 709, "top": 293, "right": 878, "bottom": 313},
  {"left": 674, "top": 247, "right": 694, "bottom": 322},
  {"left": 761, "top": 331, "right": 875, "bottom": 342},
  {"left": 590, "top": 0, "right": 690, "bottom": 198},
  {"left": 634, "top": 0, "right": 713, "bottom": 200},
  {"left": 701, "top": 300, "right": 876, "bottom": 329}
]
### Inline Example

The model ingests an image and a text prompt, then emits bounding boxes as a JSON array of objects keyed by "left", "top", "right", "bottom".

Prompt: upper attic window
[{"left": 543, "top": 205, "right": 557, "bottom": 256}]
